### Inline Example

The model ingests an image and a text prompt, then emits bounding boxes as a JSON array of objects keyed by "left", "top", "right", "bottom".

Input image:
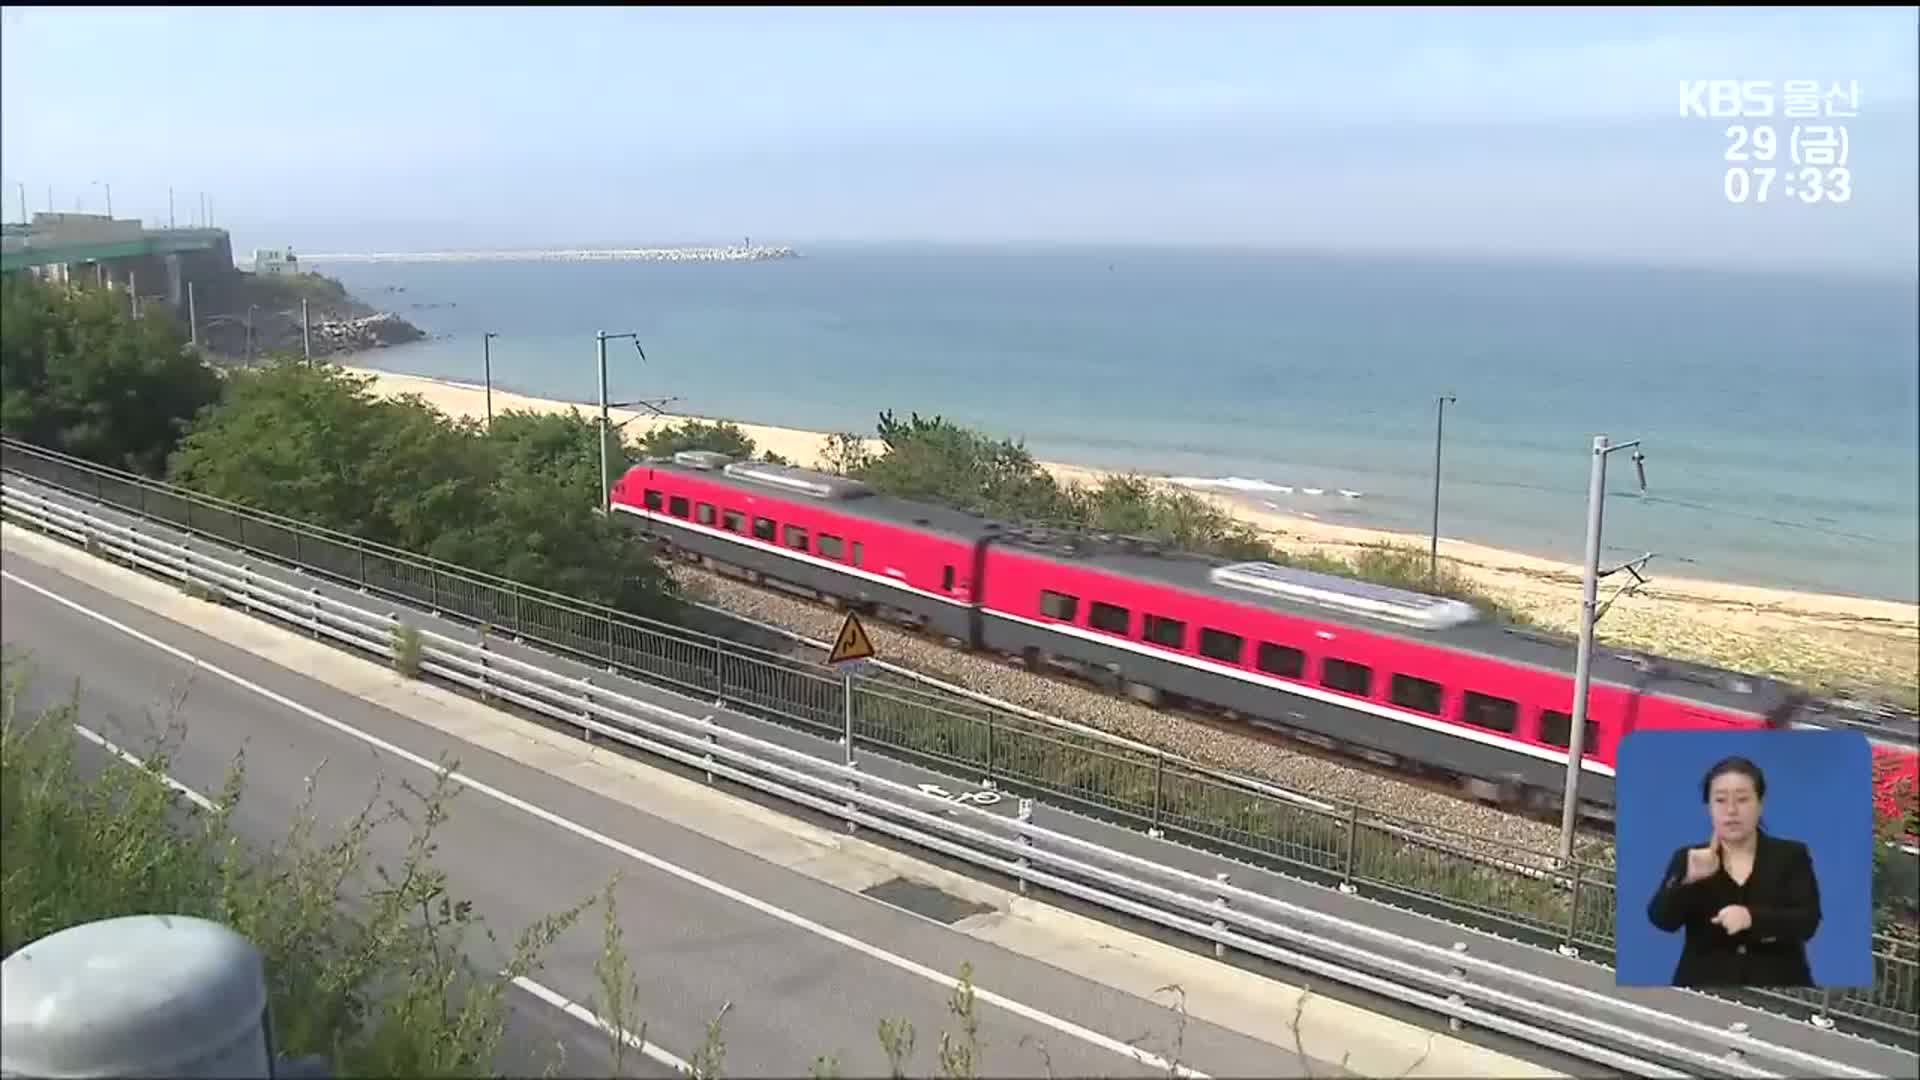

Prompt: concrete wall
[{"left": 29, "top": 212, "right": 144, "bottom": 246}]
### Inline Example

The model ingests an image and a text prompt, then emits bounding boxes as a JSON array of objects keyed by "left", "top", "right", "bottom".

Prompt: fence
[
  {"left": 5, "top": 484, "right": 1908, "bottom": 1080},
  {"left": 2, "top": 436, "right": 1915, "bottom": 1042}
]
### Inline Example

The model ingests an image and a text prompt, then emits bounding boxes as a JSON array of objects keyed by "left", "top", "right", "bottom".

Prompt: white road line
[
  {"left": 54, "top": 690, "right": 689, "bottom": 1074},
  {"left": 508, "top": 976, "right": 693, "bottom": 1074},
  {"left": 3, "top": 568, "right": 1211, "bottom": 1079},
  {"left": 70, "top": 720, "right": 219, "bottom": 812}
]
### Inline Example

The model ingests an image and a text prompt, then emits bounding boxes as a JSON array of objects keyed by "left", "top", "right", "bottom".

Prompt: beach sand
[{"left": 342, "top": 365, "right": 1919, "bottom": 703}]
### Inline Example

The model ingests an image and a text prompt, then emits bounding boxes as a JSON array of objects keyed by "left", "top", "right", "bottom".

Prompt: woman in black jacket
[{"left": 1646, "top": 755, "right": 1823, "bottom": 987}]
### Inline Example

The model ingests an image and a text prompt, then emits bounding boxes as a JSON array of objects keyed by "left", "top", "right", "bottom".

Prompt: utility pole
[
  {"left": 301, "top": 299, "right": 312, "bottom": 364},
  {"left": 1429, "top": 393, "right": 1455, "bottom": 585},
  {"left": 188, "top": 282, "right": 198, "bottom": 348},
  {"left": 483, "top": 332, "right": 499, "bottom": 428},
  {"left": 105, "top": 182, "right": 112, "bottom": 218},
  {"left": 597, "top": 331, "right": 618, "bottom": 515},
  {"left": 169, "top": 187, "right": 175, "bottom": 229},
  {"left": 130, "top": 271, "right": 140, "bottom": 319},
  {"left": 594, "top": 331, "right": 666, "bottom": 515},
  {"left": 16, "top": 182, "right": 24, "bottom": 224},
  {"left": 1558, "top": 433, "right": 1648, "bottom": 864}
]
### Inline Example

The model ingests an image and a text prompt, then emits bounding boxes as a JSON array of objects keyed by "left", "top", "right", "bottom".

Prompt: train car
[
  {"left": 611, "top": 451, "right": 994, "bottom": 642},
  {"left": 610, "top": 452, "right": 1920, "bottom": 824}
]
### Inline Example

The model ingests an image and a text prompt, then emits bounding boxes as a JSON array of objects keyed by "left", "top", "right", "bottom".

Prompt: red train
[{"left": 610, "top": 452, "right": 1920, "bottom": 828}]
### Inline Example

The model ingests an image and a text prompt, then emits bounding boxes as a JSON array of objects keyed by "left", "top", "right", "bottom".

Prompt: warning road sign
[{"left": 827, "top": 611, "right": 877, "bottom": 668}]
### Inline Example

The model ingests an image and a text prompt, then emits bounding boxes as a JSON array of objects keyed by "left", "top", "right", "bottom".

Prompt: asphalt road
[{"left": 2, "top": 554, "right": 1343, "bottom": 1078}]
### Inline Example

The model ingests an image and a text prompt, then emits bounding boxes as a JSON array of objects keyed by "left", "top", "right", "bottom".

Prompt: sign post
[{"left": 827, "top": 611, "right": 877, "bottom": 764}]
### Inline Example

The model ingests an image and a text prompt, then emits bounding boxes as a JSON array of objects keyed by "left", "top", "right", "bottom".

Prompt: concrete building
[{"left": 252, "top": 247, "right": 298, "bottom": 275}]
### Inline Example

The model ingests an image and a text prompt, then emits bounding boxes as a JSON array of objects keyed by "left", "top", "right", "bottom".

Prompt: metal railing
[
  {"left": 4, "top": 484, "right": 1907, "bottom": 1080},
  {"left": 3, "top": 436, "right": 1916, "bottom": 1042}
]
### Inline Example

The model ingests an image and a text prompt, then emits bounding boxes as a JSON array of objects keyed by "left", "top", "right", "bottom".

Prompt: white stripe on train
[{"left": 615, "top": 500, "right": 1618, "bottom": 778}]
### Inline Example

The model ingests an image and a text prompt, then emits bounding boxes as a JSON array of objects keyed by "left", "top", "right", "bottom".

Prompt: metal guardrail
[
  {"left": 3, "top": 485, "right": 1903, "bottom": 1080},
  {"left": 3, "top": 436, "right": 1916, "bottom": 1043}
]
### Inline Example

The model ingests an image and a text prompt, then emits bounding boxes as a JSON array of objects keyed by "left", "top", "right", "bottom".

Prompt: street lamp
[
  {"left": 1559, "top": 433, "right": 1650, "bottom": 864},
  {"left": 1429, "top": 394, "right": 1455, "bottom": 585},
  {"left": 483, "top": 333, "right": 499, "bottom": 428}
]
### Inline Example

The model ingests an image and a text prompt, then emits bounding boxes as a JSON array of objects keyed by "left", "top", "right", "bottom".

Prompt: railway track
[{"left": 667, "top": 550, "right": 1621, "bottom": 848}]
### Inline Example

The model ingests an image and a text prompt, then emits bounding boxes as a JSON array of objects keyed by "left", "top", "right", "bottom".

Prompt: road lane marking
[
  {"left": 49, "top": 663, "right": 694, "bottom": 1074},
  {"left": 4, "top": 569, "right": 1210, "bottom": 1079},
  {"left": 508, "top": 975, "right": 694, "bottom": 1073},
  {"left": 70, "top": 720, "right": 219, "bottom": 812}
]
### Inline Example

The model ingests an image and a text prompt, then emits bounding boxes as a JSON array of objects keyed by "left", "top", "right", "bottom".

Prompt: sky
[{"left": 3, "top": 6, "right": 1917, "bottom": 276}]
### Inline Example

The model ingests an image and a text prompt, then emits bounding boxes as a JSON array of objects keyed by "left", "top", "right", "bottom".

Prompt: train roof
[
  {"left": 1024, "top": 540, "right": 1800, "bottom": 715},
  {"left": 629, "top": 453, "right": 1841, "bottom": 720},
  {"left": 633, "top": 452, "right": 1008, "bottom": 543}
]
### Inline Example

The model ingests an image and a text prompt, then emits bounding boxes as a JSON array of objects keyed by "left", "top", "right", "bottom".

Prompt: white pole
[
  {"left": 1559, "top": 434, "right": 1610, "bottom": 864},
  {"left": 302, "top": 298, "right": 311, "bottom": 364},
  {"left": 843, "top": 669, "right": 855, "bottom": 764},
  {"left": 188, "top": 281, "right": 198, "bottom": 347}
]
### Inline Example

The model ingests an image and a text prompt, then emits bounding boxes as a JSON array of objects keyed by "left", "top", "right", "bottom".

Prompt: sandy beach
[{"left": 341, "top": 364, "right": 1919, "bottom": 702}]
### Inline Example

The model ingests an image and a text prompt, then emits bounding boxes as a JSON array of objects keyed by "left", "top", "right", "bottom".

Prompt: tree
[
  {"left": 450, "top": 408, "right": 678, "bottom": 618},
  {"left": 860, "top": 410, "right": 1077, "bottom": 523},
  {"left": 166, "top": 361, "right": 677, "bottom": 618},
  {"left": 635, "top": 418, "right": 790, "bottom": 465},
  {"left": 0, "top": 273, "right": 224, "bottom": 476},
  {"left": 167, "top": 360, "right": 491, "bottom": 554}
]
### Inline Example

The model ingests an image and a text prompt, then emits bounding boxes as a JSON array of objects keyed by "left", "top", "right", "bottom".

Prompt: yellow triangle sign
[{"left": 828, "top": 611, "right": 877, "bottom": 666}]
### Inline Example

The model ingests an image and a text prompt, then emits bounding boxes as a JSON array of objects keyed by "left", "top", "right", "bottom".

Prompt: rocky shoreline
[
  {"left": 307, "top": 312, "right": 427, "bottom": 353},
  {"left": 192, "top": 270, "right": 428, "bottom": 361}
]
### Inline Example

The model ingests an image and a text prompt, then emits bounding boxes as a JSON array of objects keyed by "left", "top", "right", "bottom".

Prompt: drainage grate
[{"left": 860, "top": 876, "right": 994, "bottom": 925}]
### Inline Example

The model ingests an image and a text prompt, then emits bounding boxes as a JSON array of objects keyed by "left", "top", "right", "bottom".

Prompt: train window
[
  {"left": 1321, "top": 658, "right": 1372, "bottom": 696},
  {"left": 1539, "top": 709, "right": 1600, "bottom": 755},
  {"left": 1039, "top": 590, "right": 1079, "bottom": 621},
  {"left": 1256, "top": 642, "right": 1304, "bottom": 679},
  {"left": 783, "top": 525, "right": 809, "bottom": 552},
  {"left": 1463, "top": 691, "right": 1519, "bottom": 733},
  {"left": 722, "top": 510, "right": 745, "bottom": 533},
  {"left": 1144, "top": 615, "right": 1186, "bottom": 649},
  {"left": 943, "top": 565, "right": 956, "bottom": 591},
  {"left": 851, "top": 541, "right": 864, "bottom": 566},
  {"left": 752, "top": 517, "right": 776, "bottom": 541},
  {"left": 1088, "top": 602, "right": 1130, "bottom": 635},
  {"left": 668, "top": 496, "right": 690, "bottom": 519},
  {"left": 695, "top": 502, "right": 716, "bottom": 526},
  {"left": 1199, "top": 628, "right": 1243, "bottom": 663},
  {"left": 818, "top": 534, "right": 844, "bottom": 559},
  {"left": 643, "top": 489, "right": 664, "bottom": 511},
  {"left": 1389, "top": 674, "right": 1444, "bottom": 716}
]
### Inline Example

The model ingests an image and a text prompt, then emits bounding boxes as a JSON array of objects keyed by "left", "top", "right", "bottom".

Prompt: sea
[{"left": 304, "top": 249, "right": 1920, "bottom": 605}]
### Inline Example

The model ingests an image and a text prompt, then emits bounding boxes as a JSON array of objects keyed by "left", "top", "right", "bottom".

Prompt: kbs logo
[
  {"left": 1679, "top": 80, "right": 1774, "bottom": 118},
  {"left": 1680, "top": 80, "right": 1860, "bottom": 120}
]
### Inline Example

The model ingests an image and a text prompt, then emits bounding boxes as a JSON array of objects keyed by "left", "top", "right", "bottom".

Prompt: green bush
[{"left": 1, "top": 655, "right": 1236, "bottom": 1078}]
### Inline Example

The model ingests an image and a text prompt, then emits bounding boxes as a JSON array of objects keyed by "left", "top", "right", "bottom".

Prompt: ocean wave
[{"left": 1166, "top": 475, "right": 1363, "bottom": 499}]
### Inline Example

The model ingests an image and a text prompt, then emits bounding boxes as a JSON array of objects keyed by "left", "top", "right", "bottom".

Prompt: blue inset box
[{"left": 1614, "top": 729, "right": 1873, "bottom": 989}]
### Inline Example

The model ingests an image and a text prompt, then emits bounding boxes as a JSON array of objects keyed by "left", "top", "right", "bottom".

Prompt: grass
[{"left": 5, "top": 652, "right": 1289, "bottom": 1078}]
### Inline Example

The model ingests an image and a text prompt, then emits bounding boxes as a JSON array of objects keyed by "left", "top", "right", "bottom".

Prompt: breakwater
[{"left": 302, "top": 245, "right": 799, "bottom": 265}]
